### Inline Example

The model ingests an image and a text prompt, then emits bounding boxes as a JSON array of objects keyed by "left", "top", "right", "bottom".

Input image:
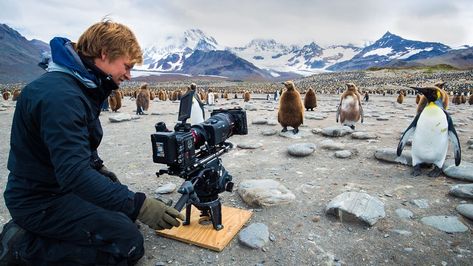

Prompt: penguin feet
[
  {"left": 349, "top": 125, "right": 355, "bottom": 130},
  {"left": 411, "top": 165, "right": 422, "bottom": 176},
  {"left": 281, "top": 127, "right": 288, "bottom": 132},
  {"left": 292, "top": 128, "right": 299, "bottom": 134},
  {"left": 427, "top": 166, "right": 442, "bottom": 177}
]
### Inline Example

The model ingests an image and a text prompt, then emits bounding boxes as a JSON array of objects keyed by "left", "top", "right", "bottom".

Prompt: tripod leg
[
  {"left": 209, "top": 201, "right": 223, "bottom": 231},
  {"left": 183, "top": 204, "right": 191, "bottom": 225}
]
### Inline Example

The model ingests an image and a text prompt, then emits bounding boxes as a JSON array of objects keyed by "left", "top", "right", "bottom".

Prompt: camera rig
[{"left": 151, "top": 90, "right": 247, "bottom": 230}]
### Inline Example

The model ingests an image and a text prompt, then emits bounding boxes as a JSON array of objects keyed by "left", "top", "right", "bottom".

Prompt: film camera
[{"left": 151, "top": 90, "right": 247, "bottom": 230}]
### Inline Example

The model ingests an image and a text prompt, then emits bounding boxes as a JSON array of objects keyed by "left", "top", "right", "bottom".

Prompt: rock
[
  {"left": 456, "top": 204, "right": 473, "bottom": 220},
  {"left": 420, "top": 216, "right": 468, "bottom": 233},
  {"left": 252, "top": 119, "right": 267, "bottom": 125},
  {"left": 266, "top": 119, "right": 278, "bottom": 126},
  {"left": 155, "top": 183, "right": 177, "bottom": 194},
  {"left": 321, "top": 126, "right": 354, "bottom": 137},
  {"left": 449, "top": 184, "right": 473, "bottom": 199},
  {"left": 351, "top": 132, "right": 378, "bottom": 140},
  {"left": 261, "top": 129, "right": 278, "bottom": 136},
  {"left": 238, "top": 223, "right": 269, "bottom": 249},
  {"left": 320, "top": 139, "right": 345, "bottom": 150},
  {"left": 238, "top": 179, "right": 296, "bottom": 207},
  {"left": 237, "top": 142, "right": 263, "bottom": 149},
  {"left": 244, "top": 104, "right": 257, "bottom": 111},
  {"left": 311, "top": 128, "right": 322, "bottom": 134},
  {"left": 395, "top": 208, "right": 414, "bottom": 219},
  {"left": 374, "top": 148, "right": 412, "bottom": 166},
  {"left": 335, "top": 150, "right": 352, "bottom": 158},
  {"left": 109, "top": 113, "right": 140, "bottom": 122},
  {"left": 287, "top": 143, "right": 316, "bottom": 157},
  {"left": 410, "top": 199, "right": 429, "bottom": 209},
  {"left": 376, "top": 117, "right": 389, "bottom": 121},
  {"left": 467, "top": 139, "right": 473, "bottom": 145},
  {"left": 325, "top": 192, "right": 385, "bottom": 226},
  {"left": 390, "top": 229, "right": 412, "bottom": 236},
  {"left": 442, "top": 160, "right": 473, "bottom": 182},
  {"left": 0, "top": 108, "right": 6, "bottom": 111}
]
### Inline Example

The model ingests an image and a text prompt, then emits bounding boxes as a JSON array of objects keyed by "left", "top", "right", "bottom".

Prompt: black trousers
[{"left": 8, "top": 193, "right": 144, "bottom": 265}]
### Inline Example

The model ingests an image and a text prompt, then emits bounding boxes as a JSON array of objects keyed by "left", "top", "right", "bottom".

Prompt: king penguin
[
  {"left": 187, "top": 83, "right": 205, "bottom": 125},
  {"left": 336, "top": 83, "right": 364, "bottom": 130},
  {"left": 397, "top": 86, "right": 461, "bottom": 177}
]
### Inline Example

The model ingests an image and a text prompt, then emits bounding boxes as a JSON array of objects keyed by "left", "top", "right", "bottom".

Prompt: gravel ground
[{"left": 1, "top": 88, "right": 472, "bottom": 265}]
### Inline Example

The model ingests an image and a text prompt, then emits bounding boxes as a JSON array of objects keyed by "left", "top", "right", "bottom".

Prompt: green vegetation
[{"left": 367, "top": 64, "right": 459, "bottom": 72}]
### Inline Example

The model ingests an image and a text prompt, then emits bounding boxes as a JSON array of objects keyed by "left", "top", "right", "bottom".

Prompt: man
[{"left": 0, "top": 20, "right": 184, "bottom": 265}]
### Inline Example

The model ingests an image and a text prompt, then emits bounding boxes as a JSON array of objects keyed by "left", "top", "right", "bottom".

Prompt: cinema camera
[{"left": 151, "top": 90, "right": 247, "bottom": 230}]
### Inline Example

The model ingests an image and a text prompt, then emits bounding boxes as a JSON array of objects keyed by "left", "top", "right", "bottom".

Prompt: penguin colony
[
  {"left": 278, "top": 80, "right": 304, "bottom": 134},
  {"left": 303, "top": 88, "right": 317, "bottom": 111},
  {"left": 336, "top": 83, "right": 364, "bottom": 130},
  {"left": 398, "top": 85, "right": 461, "bottom": 177},
  {"left": 136, "top": 83, "right": 150, "bottom": 115}
]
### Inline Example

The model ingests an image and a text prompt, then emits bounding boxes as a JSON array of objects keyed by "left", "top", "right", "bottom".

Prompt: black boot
[{"left": 0, "top": 220, "right": 25, "bottom": 266}]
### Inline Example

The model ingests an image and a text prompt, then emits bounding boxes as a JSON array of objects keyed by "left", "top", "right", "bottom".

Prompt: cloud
[{"left": 1, "top": 0, "right": 472, "bottom": 49}]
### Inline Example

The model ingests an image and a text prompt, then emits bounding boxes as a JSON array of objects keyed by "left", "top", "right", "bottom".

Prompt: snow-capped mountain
[
  {"left": 328, "top": 31, "right": 451, "bottom": 71},
  {"left": 137, "top": 29, "right": 220, "bottom": 71},
  {"left": 229, "top": 39, "right": 360, "bottom": 75}
]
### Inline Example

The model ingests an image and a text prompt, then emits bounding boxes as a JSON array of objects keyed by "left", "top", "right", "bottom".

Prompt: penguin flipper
[
  {"left": 445, "top": 110, "right": 461, "bottom": 166},
  {"left": 397, "top": 114, "right": 420, "bottom": 156}
]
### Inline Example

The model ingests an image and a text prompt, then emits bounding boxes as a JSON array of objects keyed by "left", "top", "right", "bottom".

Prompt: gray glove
[
  {"left": 138, "top": 198, "right": 184, "bottom": 230},
  {"left": 98, "top": 165, "right": 120, "bottom": 184}
]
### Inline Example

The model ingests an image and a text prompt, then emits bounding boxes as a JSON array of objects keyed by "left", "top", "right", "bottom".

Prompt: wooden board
[{"left": 156, "top": 205, "right": 253, "bottom": 251}]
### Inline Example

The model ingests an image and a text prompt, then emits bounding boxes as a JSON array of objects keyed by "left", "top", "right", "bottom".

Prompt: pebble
[
  {"left": 321, "top": 126, "right": 354, "bottom": 137},
  {"left": 420, "top": 216, "right": 468, "bottom": 233},
  {"left": 287, "top": 143, "right": 316, "bottom": 157},
  {"left": 442, "top": 160, "right": 473, "bottom": 182},
  {"left": 374, "top": 148, "right": 412, "bottom": 166},
  {"left": 155, "top": 183, "right": 176, "bottom": 194},
  {"left": 238, "top": 223, "right": 269, "bottom": 249},
  {"left": 325, "top": 191, "right": 385, "bottom": 226},
  {"left": 335, "top": 150, "right": 352, "bottom": 158},
  {"left": 261, "top": 129, "right": 278, "bottom": 136},
  {"left": 456, "top": 204, "right": 473, "bottom": 220},
  {"left": 237, "top": 142, "right": 263, "bottom": 149},
  {"left": 449, "top": 184, "right": 473, "bottom": 199}
]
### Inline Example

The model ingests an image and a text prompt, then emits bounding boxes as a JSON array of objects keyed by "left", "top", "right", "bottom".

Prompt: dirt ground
[{"left": 1, "top": 90, "right": 472, "bottom": 265}]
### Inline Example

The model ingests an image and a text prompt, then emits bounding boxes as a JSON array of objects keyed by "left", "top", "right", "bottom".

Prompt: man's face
[{"left": 94, "top": 53, "right": 134, "bottom": 86}]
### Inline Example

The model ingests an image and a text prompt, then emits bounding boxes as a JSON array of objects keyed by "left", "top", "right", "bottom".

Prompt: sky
[{"left": 1, "top": 0, "right": 473, "bottom": 49}]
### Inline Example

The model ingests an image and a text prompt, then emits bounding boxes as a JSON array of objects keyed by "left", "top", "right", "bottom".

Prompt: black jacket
[{"left": 5, "top": 71, "right": 144, "bottom": 220}]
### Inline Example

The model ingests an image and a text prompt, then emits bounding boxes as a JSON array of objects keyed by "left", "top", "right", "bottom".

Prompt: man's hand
[
  {"left": 138, "top": 198, "right": 184, "bottom": 230},
  {"left": 98, "top": 165, "right": 120, "bottom": 184}
]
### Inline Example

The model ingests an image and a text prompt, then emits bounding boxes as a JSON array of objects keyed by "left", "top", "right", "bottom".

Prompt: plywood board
[{"left": 156, "top": 205, "right": 253, "bottom": 251}]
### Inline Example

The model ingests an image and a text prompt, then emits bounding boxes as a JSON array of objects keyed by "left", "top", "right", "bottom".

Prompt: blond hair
[{"left": 76, "top": 20, "right": 143, "bottom": 65}]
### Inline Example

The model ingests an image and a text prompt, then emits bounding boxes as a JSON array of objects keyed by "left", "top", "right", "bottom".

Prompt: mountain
[
  {"left": 0, "top": 24, "right": 50, "bottom": 83},
  {"left": 229, "top": 39, "right": 360, "bottom": 75},
  {"left": 180, "top": 50, "right": 275, "bottom": 81},
  {"left": 138, "top": 29, "right": 220, "bottom": 71},
  {"left": 328, "top": 31, "right": 451, "bottom": 71},
  {"left": 413, "top": 46, "right": 473, "bottom": 69}
]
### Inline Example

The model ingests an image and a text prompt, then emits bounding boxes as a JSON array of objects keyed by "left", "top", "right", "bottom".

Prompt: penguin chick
[
  {"left": 336, "top": 83, "right": 364, "bottom": 130},
  {"left": 304, "top": 88, "right": 317, "bottom": 111},
  {"left": 278, "top": 81, "right": 303, "bottom": 134},
  {"left": 136, "top": 83, "right": 150, "bottom": 115}
]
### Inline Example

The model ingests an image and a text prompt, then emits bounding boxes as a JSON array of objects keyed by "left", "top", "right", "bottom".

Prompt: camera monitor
[{"left": 178, "top": 91, "right": 194, "bottom": 122}]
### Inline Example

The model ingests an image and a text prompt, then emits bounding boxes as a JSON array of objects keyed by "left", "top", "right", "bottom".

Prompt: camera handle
[{"left": 174, "top": 180, "right": 199, "bottom": 212}]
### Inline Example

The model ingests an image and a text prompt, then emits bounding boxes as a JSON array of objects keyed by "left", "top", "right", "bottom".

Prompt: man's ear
[{"left": 100, "top": 50, "right": 108, "bottom": 61}]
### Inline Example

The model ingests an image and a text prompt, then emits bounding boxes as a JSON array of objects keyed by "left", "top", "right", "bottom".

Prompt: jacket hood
[{"left": 49, "top": 37, "right": 98, "bottom": 85}]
